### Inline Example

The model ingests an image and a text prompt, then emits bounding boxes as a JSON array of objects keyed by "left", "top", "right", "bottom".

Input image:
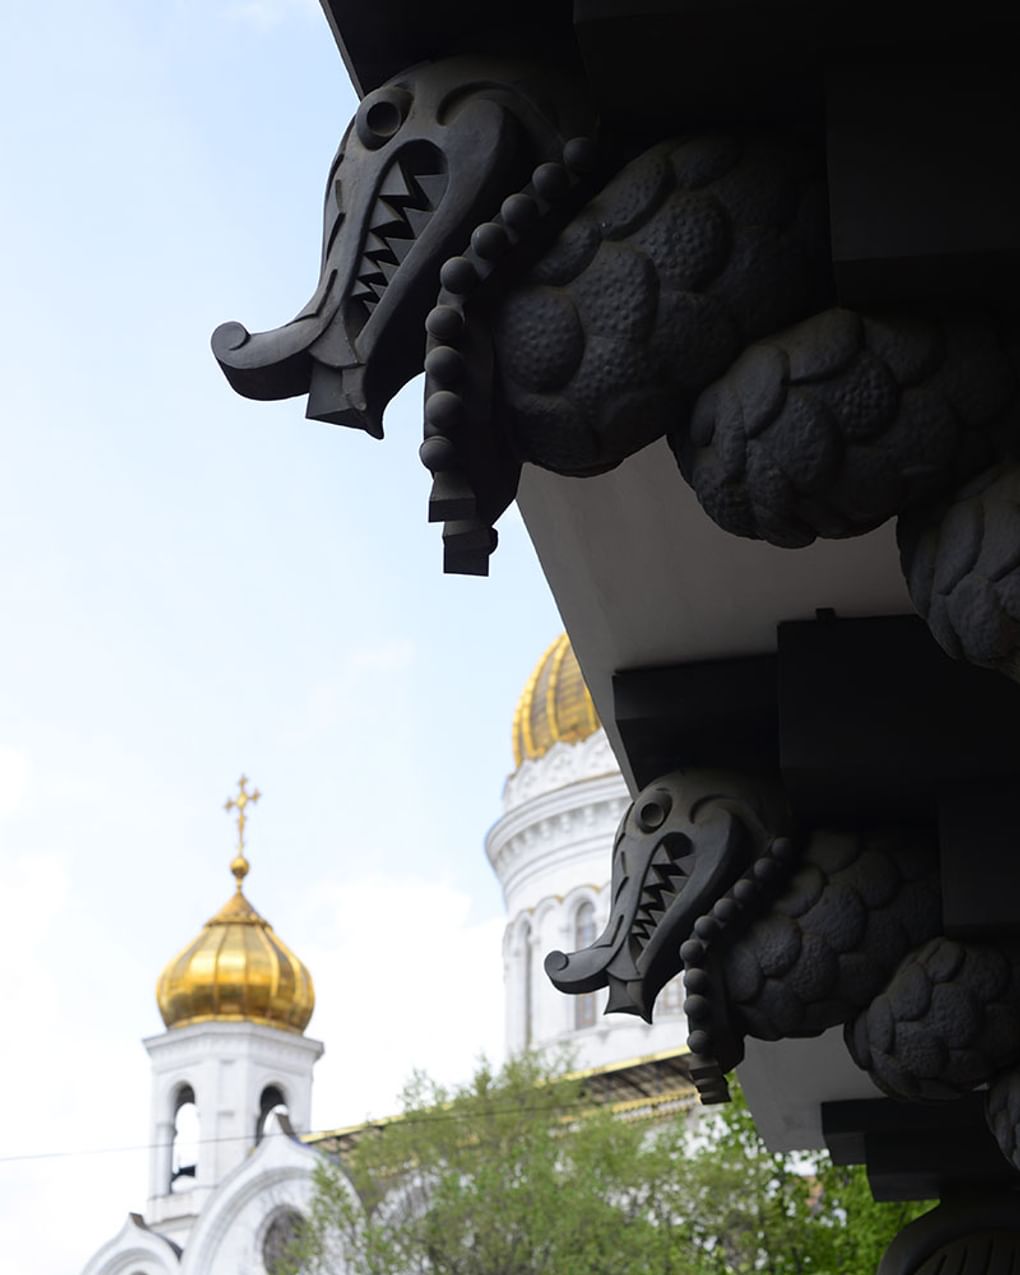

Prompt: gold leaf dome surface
[
  {"left": 156, "top": 888, "right": 315, "bottom": 1034},
  {"left": 156, "top": 779, "right": 315, "bottom": 1035},
  {"left": 512, "top": 634, "right": 600, "bottom": 769}
]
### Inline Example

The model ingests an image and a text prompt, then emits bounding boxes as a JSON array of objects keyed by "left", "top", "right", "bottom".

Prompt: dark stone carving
[
  {"left": 875, "top": 1192, "right": 1020, "bottom": 1275},
  {"left": 212, "top": 39, "right": 1020, "bottom": 681},
  {"left": 212, "top": 56, "right": 594, "bottom": 439},
  {"left": 848, "top": 938, "right": 1020, "bottom": 1105},
  {"left": 987, "top": 1071, "right": 1020, "bottom": 1172},
  {"left": 721, "top": 829, "right": 941, "bottom": 1044},
  {"left": 421, "top": 130, "right": 831, "bottom": 571},
  {"left": 212, "top": 56, "right": 1020, "bottom": 688},
  {"left": 544, "top": 769, "right": 790, "bottom": 1016},
  {"left": 674, "top": 311, "right": 1020, "bottom": 549},
  {"left": 899, "top": 465, "right": 1020, "bottom": 684},
  {"left": 547, "top": 769, "right": 1020, "bottom": 1172},
  {"left": 215, "top": 10, "right": 1020, "bottom": 1255},
  {"left": 489, "top": 135, "right": 829, "bottom": 476}
]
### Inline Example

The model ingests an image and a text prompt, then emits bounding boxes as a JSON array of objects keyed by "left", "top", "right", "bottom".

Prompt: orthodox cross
[{"left": 224, "top": 774, "right": 260, "bottom": 888}]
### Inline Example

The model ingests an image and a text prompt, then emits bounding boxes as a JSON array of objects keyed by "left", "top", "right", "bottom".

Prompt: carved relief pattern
[
  {"left": 875, "top": 1194, "right": 1020, "bottom": 1275},
  {"left": 722, "top": 829, "right": 941, "bottom": 1041},
  {"left": 899, "top": 464, "right": 1020, "bottom": 681},
  {"left": 501, "top": 731, "right": 621, "bottom": 811},
  {"left": 847, "top": 937, "right": 1020, "bottom": 1103},
  {"left": 676, "top": 310, "right": 1020, "bottom": 548},
  {"left": 214, "top": 54, "right": 1020, "bottom": 678},
  {"left": 208, "top": 35, "right": 1020, "bottom": 1260},
  {"left": 492, "top": 135, "right": 829, "bottom": 475},
  {"left": 547, "top": 770, "right": 1020, "bottom": 1172},
  {"left": 987, "top": 1070, "right": 1020, "bottom": 1172}
]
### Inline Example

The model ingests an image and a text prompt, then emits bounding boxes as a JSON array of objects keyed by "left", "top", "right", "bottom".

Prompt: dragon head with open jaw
[
  {"left": 545, "top": 770, "right": 789, "bottom": 1023},
  {"left": 212, "top": 55, "right": 591, "bottom": 439}
]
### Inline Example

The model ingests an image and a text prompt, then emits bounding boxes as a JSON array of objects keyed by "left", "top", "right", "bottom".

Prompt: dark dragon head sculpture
[
  {"left": 212, "top": 55, "right": 592, "bottom": 440},
  {"left": 545, "top": 770, "right": 789, "bottom": 1025}
]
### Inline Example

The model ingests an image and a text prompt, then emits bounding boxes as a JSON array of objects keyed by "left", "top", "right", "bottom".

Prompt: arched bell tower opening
[
  {"left": 256, "top": 1084, "right": 289, "bottom": 1144},
  {"left": 170, "top": 1084, "right": 199, "bottom": 1191}
]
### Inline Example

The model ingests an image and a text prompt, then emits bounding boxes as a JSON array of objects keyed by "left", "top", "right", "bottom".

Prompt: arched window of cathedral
[
  {"left": 256, "top": 1084, "right": 289, "bottom": 1144},
  {"left": 573, "top": 903, "right": 598, "bottom": 1029},
  {"left": 170, "top": 1084, "right": 198, "bottom": 1191},
  {"left": 521, "top": 920, "right": 533, "bottom": 1049},
  {"left": 262, "top": 1208, "right": 304, "bottom": 1274},
  {"left": 658, "top": 973, "right": 684, "bottom": 1015}
]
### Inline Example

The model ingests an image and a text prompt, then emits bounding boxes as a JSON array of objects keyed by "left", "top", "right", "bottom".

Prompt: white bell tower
[
  {"left": 143, "top": 1021, "right": 322, "bottom": 1243},
  {"left": 144, "top": 776, "right": 323, "bottom": 1246}
]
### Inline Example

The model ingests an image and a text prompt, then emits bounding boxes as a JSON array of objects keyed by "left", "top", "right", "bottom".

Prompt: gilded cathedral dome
[
  {"left": 511, "top": 634, "right": 600, "bottom": 769},
  {"left": 156, "top": 778, "right": 315, "bottom": 1035}
]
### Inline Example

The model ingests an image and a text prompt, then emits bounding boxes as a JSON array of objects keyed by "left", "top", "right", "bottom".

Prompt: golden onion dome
[
  {"left": 511, "top": 634, "right": 600, "bottom": 769},
  {"left": 156, "top": 778, "right": 315, "bottom": 1035}
]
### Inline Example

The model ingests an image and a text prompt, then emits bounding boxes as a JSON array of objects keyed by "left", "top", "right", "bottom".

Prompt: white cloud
[
  {"left": 0, "top": 853, "right": 150, "bottom": 1275},
  {"left": 349, "top": 638, "right": 416, "bottom": 673},
  {"left": 0, "top": 747, "right": 30, "bottom": 818},
  {"left": 285, "top": 638, "right": 417, "bottom": 741},
  {"left": 302, "top": 876, "right": 506, "bottom": 1130},
  {"left": 225, "top": 0, "right": 320, "bottom": 31}
]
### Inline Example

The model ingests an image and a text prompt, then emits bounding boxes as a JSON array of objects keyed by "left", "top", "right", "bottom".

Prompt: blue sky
[{"left": 0, "top": 3, "right": 564, "bottom": 1270}]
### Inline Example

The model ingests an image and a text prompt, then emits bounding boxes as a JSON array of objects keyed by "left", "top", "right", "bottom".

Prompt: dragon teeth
[
  {"left": 416, "top": 173, "right": 447, "bottom": 210},
  {"left": 363, "top": 231, "right": 397, "bottom": 261},
  {"left": 404, "top": 205, "right": 433, "bottom": 237},
  {"left": 357, "top": 264, "right": 387, "bottom": 288},
  {"left": 379, "top": 163, "right": 414, "bottom": 202}
]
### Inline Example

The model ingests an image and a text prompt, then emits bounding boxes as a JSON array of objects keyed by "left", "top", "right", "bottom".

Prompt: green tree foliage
[{"left": 288, "top": 1055, "right": 929, "bottom": 1275}]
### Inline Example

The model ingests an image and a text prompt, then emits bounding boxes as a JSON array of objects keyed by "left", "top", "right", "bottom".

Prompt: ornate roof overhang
[
  {"left": 213, "top": 1, "right": 1020, "bottom": 1250},
  {"left": 319, "top": 1, "right": 1019, "bottom": 120},
  {"left": 318, "top": 0, "right": 574, "bottom": 99}
]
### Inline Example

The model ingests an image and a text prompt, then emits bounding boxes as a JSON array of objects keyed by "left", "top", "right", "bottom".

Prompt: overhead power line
[{"left": 0, "top": 1088, "right": 694, "bottom": 1167}]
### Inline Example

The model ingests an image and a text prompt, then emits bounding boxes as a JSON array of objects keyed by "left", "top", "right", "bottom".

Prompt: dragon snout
[
  {"left": 211, "top": 138, "right": 449, "bottom": 435},
  {"left": 544, "top": 944, "right": 614, "bottom": 995}
]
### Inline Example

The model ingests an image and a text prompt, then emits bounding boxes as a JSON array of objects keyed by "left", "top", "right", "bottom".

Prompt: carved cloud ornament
[
  {"left": 215, "top": 53, "right": 1020, "bottom": 683},
  {"left": 547, "top": 770, "right": 1020, "bottom": 1176}
]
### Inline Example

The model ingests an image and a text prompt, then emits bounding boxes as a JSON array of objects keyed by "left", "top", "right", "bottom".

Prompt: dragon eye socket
[
  {"left": 356, "top": 88, "right": 412, "bottom": 149},
  {"left": 636, "top": 791, "right": 672, "bottom": 833}
]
